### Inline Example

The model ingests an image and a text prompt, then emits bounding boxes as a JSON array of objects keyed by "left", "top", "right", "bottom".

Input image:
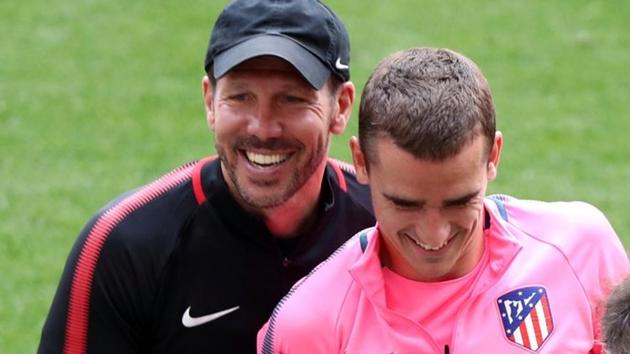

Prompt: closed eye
[
  {"left": 443, "top": 191, "right": 482, "bottom": 209},
  {"left": 384, "top": 194, "right": 423, "bottom": 210},
  {"left": 443, "top": 201, "right": 471, "bottom": 209}
]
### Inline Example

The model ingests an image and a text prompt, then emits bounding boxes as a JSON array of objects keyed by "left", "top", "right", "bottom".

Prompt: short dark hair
[
  {"left": 602, "top": 277, "right": 630, "bottom": 354},
  {"left": 358, "top": 47, "right": 496, "bottom": 164}
]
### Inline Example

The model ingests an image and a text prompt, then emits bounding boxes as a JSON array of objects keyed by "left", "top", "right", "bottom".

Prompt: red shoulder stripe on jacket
[
  {"left": 63, "top": 162, "right": 195, "bottom": 354},
  {"left": 328, "top": 158, "right": 356, "bottom": 193},
  {"left": 192, "top": 156, "right": 217, "bottom": 204}
]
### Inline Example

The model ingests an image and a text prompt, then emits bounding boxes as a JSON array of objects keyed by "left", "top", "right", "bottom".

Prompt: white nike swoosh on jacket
[{"left": 181, "top": 305, "right": 240, "bottom": 328}]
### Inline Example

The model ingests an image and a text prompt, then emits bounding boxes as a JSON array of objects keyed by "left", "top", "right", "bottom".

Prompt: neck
[{"left": 263, "top": 160, "right": 327, "bottom": 238}]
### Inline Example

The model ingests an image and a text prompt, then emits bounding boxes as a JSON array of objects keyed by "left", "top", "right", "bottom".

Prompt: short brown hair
[
  {"left": 358, "top": 48, "right": 495, "bottom": 164},
  {"left": 603, "top": 278, "right": 630, "bottom": 354}
]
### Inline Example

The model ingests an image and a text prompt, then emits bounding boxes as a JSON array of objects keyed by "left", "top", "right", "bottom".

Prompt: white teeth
[
  {"left": 245, "top": 152, "right": 288, "bottom": 166},
  {"left": 412, "top": 237, "right": 448, "bottom": 251},
  {"left": 420, "top": 242, "right": 444, "bottom": 251}
]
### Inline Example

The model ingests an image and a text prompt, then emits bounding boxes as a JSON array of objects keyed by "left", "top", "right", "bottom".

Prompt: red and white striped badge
[{"left": 497, "top": 286, "right": 554, "bottom": 351}]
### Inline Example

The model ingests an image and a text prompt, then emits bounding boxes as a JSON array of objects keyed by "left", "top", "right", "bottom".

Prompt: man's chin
[{"left": 238, "top": 187, "right": 290, "bottom": 210}]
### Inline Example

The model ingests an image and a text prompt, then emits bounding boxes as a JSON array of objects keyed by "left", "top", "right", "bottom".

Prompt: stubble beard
[{"left": 217, "top": 133, "right": 329, "bottom": 210}]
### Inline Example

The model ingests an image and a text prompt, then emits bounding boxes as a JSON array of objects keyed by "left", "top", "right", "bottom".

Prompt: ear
[
  {"left": 350, "top": 137, "right": 369, "bottom": 184},
  {"left": 487, "top": 131, "right": 503, "bottom": 181},
  {"left": 329, "top": 81, "right": 355, "bottom": 135},
  {"left": 202, "top": 75, "right": 215, "bottom": 130}
]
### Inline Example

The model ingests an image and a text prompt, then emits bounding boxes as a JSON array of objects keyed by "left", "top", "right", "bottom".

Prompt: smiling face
[
  {"left": 204, "top": 56, "right": 351, "bottom": 212},
  {"left": 352, "top": 133, "right": 502, "bottom": 282}
]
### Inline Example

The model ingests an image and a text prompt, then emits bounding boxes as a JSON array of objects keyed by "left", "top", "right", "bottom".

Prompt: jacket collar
[
  {"left": 200, "top": 158, "right": 343, "bottom": 246},
  {"left": 348, "top": 198, "right": 523, "bottom": 309}
]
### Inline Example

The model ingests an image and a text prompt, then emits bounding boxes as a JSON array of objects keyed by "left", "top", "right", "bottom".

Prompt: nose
[
  {"left": 247, "top": 102, "right": 282, "bottom": 140},
  {"left": 415, "top": 207, "right": 451, "bottom": 245}
]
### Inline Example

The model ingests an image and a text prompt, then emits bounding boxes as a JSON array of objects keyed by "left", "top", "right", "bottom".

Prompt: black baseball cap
[{"left": 204, "top": 0, "right": 351, "bottom": 89}]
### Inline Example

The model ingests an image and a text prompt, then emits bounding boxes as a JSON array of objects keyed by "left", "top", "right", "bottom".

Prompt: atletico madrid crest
[{"left": 497, "top": 286, "right": 554, "bottom": 351}]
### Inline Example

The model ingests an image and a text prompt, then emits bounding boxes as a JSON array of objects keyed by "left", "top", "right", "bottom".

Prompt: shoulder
[
  {"left": 279, "top": 230, "right": 364, "bottom": 319},
  {"left": 101, "top": 161, "right": 199, "bottom": 246},
  {"left": 44, "top": 160, "right": 206, "bottom": 351},
  {"left": 326, "top": 158, "right": 372, "bottom": 212},
  {"left": 326, "top": 158, "right": 362, "bottom": 188},
  {"left": 258, "top": 229, "right": 370, "bottom": 353},
  {"left": 492, "top": 195, "right": 619, "bottom": 248},
  {"left": 76, "top": 160, "right": 206, "bottom": 278},
  {"left": 490, "top": 195, "right": 629, "bottom": 293}
]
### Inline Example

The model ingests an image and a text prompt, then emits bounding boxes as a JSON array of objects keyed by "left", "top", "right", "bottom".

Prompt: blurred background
[{"left": 1, "top": 0, "right": 628, "bottom": 351}]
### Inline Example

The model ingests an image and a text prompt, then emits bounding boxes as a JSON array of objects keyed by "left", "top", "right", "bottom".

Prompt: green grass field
[{"left": 1, "top": 0, "right": 628, "bottom": 352}]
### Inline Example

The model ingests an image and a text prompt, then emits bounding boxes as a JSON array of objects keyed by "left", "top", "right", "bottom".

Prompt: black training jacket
[{"left": 38, "top": 157, "right": 374, "bottom": 354}]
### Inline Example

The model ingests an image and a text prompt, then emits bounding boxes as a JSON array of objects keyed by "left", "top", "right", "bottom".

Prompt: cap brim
[{"left": 213, "top": 35, "right": 330, "bottom": 89}]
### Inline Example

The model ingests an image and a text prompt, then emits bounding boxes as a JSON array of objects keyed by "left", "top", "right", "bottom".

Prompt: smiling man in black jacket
[{"left": 38, "top": 1, "right": 374, "bottom": 353}]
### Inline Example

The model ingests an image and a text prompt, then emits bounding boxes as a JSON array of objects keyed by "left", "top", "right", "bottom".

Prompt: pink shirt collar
[{"left": 349, "top": 199, "right": 523, "bottom": 311}]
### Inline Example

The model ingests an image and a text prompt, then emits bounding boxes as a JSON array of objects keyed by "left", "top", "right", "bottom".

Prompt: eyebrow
[
  {"left": 383, "top": 194, "right": 424, "bottom": 208},
  {"left": 383, "top": 189, "right": 481, "bottom": 208},
  {"left": 442, "top": 190, "right": 482, "bottom": 207}
]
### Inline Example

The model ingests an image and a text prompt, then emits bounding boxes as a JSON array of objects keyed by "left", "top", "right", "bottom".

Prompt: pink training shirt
[
  {"left": 381, "top": 238, "right": 489, "bottom": 348},
  {"left": 258, "top": 196, "right": 630, "bottom": 354}
]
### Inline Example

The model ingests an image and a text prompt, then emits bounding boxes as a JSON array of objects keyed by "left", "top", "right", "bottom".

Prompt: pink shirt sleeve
[{"left": 257, "top": 301, "right": 339, "bottom": 354}]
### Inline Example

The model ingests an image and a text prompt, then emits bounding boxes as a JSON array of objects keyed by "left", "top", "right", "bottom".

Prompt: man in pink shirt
[{"left": 257, "top": 47, "right": 629, "bottom": 353}]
